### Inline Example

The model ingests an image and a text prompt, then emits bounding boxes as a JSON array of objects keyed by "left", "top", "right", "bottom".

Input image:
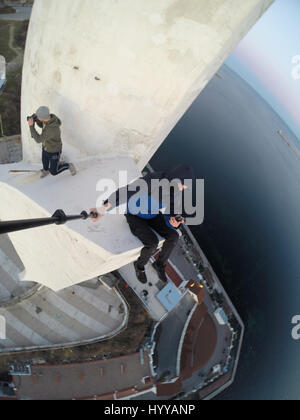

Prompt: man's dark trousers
[
  {"left": 125, "top": 213, "right": 179, "bottom": 268},
  {"left": 42, "top": 148, "right": 69, "bottom": 176}
]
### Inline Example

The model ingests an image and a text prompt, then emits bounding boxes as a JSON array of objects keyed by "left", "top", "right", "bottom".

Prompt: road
[{"left": 153, "top": 293, "right": 195, "bottom": 379}]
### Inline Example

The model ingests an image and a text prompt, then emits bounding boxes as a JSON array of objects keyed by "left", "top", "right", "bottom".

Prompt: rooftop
[
  {"left": 12, "top": 351, "right": 154, "bottom": 400},
  {"left": 179, "top": 303, "right": 218, "bottom": 380},
  {"left": 118, "top": 248, "right": 191, "bottom": 322}
]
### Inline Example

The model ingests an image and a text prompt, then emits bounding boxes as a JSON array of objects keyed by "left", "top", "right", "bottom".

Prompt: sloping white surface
[
  {"left": 0, "top": 155, "right": 145, "bottom": 291},
  {"left": 21, "top": 0, "right": 274, "bottom": 169}
]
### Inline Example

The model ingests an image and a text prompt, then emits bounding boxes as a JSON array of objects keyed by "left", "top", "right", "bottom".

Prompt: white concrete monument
[{"left": 0, "top": 0, "right": 274, "bottom": 291}]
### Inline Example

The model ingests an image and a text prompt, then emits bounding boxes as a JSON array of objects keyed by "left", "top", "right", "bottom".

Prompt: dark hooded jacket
[
  {"left": 105, "top": 164, "right": 196, "bottom": 224},
  {"left": 30, "top": 114, "right": 62, "bottom": 153}
]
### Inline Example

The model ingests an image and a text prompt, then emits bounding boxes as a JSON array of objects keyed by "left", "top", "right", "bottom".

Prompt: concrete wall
[
  {"left": 21, "top": 0, "right": 274, "bottom": 169},
  {"left": 0, "top": 137, "right": 22, "bottom": 164},
  {"left": 0, "top": 141, "right": 10, "bottom": 163}
]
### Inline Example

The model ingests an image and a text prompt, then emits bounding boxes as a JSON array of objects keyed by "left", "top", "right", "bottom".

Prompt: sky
[{"left": 225, "top": 0, "right": 300, "bottom": 140}]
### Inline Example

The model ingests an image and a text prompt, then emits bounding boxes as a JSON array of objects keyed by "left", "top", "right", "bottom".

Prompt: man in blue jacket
[{"left": 91, "top": 164, "right": 195, "bottom": 284}]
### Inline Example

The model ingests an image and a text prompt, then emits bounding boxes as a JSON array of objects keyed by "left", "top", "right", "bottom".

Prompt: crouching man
[
  {"left": 28, "top": 106, "right": 76, "bottom": 178},
  {"left": 90, "top": 164, "right": 195, "bottom": 284}
]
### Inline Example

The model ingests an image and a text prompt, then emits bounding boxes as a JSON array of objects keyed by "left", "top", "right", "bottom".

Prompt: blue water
[{"left": 150, "top": 65, "right": 300, "bottom": 400}]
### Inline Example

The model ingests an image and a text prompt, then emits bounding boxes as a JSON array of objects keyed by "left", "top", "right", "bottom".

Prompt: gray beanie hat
[{"left": 36, "top": 106, "right": 50, "bottom": 120}]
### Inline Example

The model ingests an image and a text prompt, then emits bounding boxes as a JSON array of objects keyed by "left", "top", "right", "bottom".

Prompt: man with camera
[
  {"left": 90, "top": 164, "right": 195, "bottom": 284},
  {"left": 28, "top": 106, "right": 76, "bottom": 178}
]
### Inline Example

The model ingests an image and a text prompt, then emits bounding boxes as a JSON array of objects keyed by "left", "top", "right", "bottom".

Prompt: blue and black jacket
[{"left": 104, "top": 164, "right": 195, "bottom": 229}]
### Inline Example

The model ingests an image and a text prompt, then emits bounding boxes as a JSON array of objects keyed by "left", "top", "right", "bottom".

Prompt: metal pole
[
  {"left": 0, "top": 210, "right": 98, "bottom": 235},
  {"left": 0, "top": 114, "right": 4, "bottom": 138}
]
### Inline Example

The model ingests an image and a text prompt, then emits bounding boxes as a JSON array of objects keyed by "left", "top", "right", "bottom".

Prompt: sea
[{"left": 150, "top": 64, "right": 300, "bottom": 400}]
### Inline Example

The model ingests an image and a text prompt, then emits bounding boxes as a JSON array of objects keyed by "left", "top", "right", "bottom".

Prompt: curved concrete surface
[
  {"left": 21, "top": 0, "right": 274, "bottom": 169},
  {"left": 0, "top": 279, "right": 128, "bottom": 353}
]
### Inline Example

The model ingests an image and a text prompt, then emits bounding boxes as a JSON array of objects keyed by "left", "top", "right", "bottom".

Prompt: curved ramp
[{"left": 0, "top": 279, "right": 128, "bottom": 353}]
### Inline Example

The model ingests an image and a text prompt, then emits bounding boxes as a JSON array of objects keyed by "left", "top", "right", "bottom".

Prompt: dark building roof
[
  {"left": 156, "top": 378, "right": 182, "bottom": 397},
  {"left": 221, "top": 300, "right": 233, "bottom": 317},
  {"left": 198, "top": 372, "right": 232, "bottom": 399},
  {"left": 187, "top": 280, "right": 205, "bottom": 304},
  {"left": 180, "top": 303, "right": 217, "bottom": 380},
  {"left": 116, "top": 387, "right": 137, "bottom": 399},
  {"left": 202, "top": 268, "right": 215, "bottom": 288},
  {"left": 12, "top": 351, "right": 154, "bottom": 400},
  {"left": 153, "top": 252, "right": 183, "bottom": 287}
]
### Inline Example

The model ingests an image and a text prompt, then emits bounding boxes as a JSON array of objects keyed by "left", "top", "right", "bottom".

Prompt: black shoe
[
  {"left": 152, "top": 261, "right": 168, "bottom": 283},
  {"left": 134, "top": 261, "right": 147, "bottom": 284}
]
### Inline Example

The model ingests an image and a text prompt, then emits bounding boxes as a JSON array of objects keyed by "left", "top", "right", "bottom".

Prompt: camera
[
  {"left": 175, "top": 215, "right": 185, "bottom": 223},
  {"left": 27, "top": 113, "right": 38, "bottom": 122}
]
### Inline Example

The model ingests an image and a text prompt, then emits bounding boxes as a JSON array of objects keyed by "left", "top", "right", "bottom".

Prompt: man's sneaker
[
  {"left": 152, "top": 261, "right": 168, "bottom": 283},
  {"left": 40, "top": 169, "right": 49, "bottom": 178},
  {"left": 69, "top": 163, "right": 77, "bottom": 176},
  {"left": 134, "top": 261, "right": 147, "bottom": 284}
]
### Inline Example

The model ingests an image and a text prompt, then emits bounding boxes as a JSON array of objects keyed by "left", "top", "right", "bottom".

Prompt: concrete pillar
[{"left": 21, "top": 0, "right": 274, "bottom": 169}]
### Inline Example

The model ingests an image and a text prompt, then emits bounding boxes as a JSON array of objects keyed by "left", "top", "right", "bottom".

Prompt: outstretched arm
[{"left": 90, "top": 171, "right": 164, "bottom": 222}]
